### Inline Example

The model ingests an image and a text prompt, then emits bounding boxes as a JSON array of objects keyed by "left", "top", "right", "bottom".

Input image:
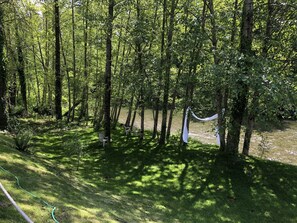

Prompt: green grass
[{"left": 1, "top": 119, "right": 297, "bottom": 222}]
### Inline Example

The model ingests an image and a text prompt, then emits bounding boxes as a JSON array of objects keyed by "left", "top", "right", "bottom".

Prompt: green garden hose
[{"left": 0, "top": 165, "right": 59, "bottom": 223}]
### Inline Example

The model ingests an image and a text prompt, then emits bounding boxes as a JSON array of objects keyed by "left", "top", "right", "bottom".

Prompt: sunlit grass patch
[{"left": 1, "top": 119, "right": 297, "bottom": 222}]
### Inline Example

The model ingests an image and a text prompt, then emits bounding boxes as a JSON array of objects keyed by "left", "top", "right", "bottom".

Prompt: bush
[
  {"left": 14, "top": 129, "right": 33, "bottom": 152},
  {"left": 7, "top": 117, "right": 21, "bottom": 134}
]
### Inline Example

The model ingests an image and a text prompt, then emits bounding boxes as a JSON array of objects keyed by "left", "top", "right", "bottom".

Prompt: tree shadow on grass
[
  {"left": 7, "top": 120, "right": 297, "bottom": 223},
  {"left": 79, "top": 137, "right": 297, "bottom": 223}
]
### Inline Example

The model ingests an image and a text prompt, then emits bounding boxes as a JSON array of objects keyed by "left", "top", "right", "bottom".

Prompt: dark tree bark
[
  {"left": 104, "top": 0, "right": 114, "bottom": 142},
  {"left": 0, "top": 5, "right": 7, "bottom": 130},
  {"left": 60, "top": 30, "right": 71, "bottom": 122},
  {"left": 32, "top": 44, "right": 41, "bottom": 106},
  {"left": 135, "top": 0, "right": 146, "bottom": 141},
  {"left": 80, "top": 0, "right": 90, "bottom": 121},
  {"left": 226, "top": 0, "right": 253, "bottom": 154},
  {"left": 242, "top": 0, "right": 273, "bottom": 155},
  {"left": 205, "top": 0, "right": 226, "bottom": 150},
  {"left": 125, "top": 92, "right": 134, "bottom": 127},
  {"left": 166, "top": 66, "right": 182, "bottom": 140},
  {"left": 16, "top": 29, "right": 27, "bottom": 113},
  {"left": 159, "top": 0, "right": 177, "bottom": 145},
  {"left": 54, "top": 0, "right": 62, "bottom": 120},
  {"left": 71, "top": 0, "right": 77, "bottom": 121},
  {"left": 152, "top": 0, "right": 167, "bottom": 139}
]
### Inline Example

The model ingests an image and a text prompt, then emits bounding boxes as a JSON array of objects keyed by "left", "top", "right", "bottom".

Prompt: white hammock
[{"left": 182, "top": 107, "right": 221, "bottom": 145}]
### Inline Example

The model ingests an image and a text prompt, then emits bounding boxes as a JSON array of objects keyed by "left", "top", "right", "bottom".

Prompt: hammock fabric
[{"left": 182, "top": 107, "right": 220, "bottom": 145}]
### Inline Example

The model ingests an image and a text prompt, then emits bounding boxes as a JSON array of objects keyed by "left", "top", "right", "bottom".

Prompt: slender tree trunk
[
  {"left": 131, "top": 95, "right": 140, "bottom": 129},
  {"left": 226, "top": 0, "right": 253, "bottom": 153},
  {"left": 54, "top": 0, "right": 62, "bottom": 120},
  {"left": 104, "top": 0, "right": 114, "bottom": 142},
  {"left": 242, "top": 91, "right": 259, "bottom": 155},
  {"left": 16, "top": 28, "right": 27, "bottom": 113},
  {"left": 32, "top": 44, "right": 41, "bottom": 106},
  {"left": 60, "top": 31, "right": 72, "bottom": 122},
  {"left": 242, "top": 0, "right": 273, "bottom": 155},
  {"left": 5, "top": 27, "right": 17, "bottom": 111},
  {"left": 231, "top": 0, "right": 239, "bottom": 44},
  {"left": 115, "top": 88, "right": 124, "bottom": 124},
  {"left": 135, "top": 0, "right": 145, "bottom": 141},
  {"left": 160, "top": 0, "right": 177, "bottom": 145},
  {"left": 125, "top": 92, "right": 134, "bottom": 127},
  {"left": 206, "top": 0, "right": 226, "bottom": 150},
  {"left": 71, "top": 0, "right": 77, "bottom": 121},
  {"left": 80, "top": 0, "right": 89, "bottom": 121},
  {"left": 153, "top": 0, "right": 167, "bottom": 139},
  {"left": 0, "top": 5, "right": 7, "bottom": 130},
  {"left": 166, "top": 66, "right": 182, "bottom": 140},
  {"left": 37, "top": 35, "right": 47, "bottom": 108}
]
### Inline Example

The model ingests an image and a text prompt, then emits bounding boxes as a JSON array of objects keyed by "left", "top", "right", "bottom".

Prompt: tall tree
[
  {"left": 54, "top": 0, "right": 62, "bottom": 120},
  {"left": 104, "top": 0, "right": 114, "bottom": 142},
  {"left": 71, "top": 0, "right": 77, "bottom": 121},
  {"left": 242, "top": 0, "right": 273, "bottom": 155},
  {"left": 16, "top": 26, "right": 28, "bottom": 113},
  {"left": 80, "top": 0, "right": 90, "bottom": 121},
  {"left": 0, "top": 4, "right": 7, "bottom": 130},
  {"left": 159, "top": 0, "right": 177, "bottom": 145},
  {"left": 226, "top": 0, "right": 254, "bottom": 153}
]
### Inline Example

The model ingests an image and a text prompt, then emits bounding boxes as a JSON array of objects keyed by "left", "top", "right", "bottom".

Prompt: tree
[
  {"left": 104, "top": 0, "right": 114, "bottom": 142},
  {"left": 54, "top": 0, "right": 62, "bottom": 120},
  {"left": 226, "top": 0, "right": 254, "bottom": 153},
  {"left": 0, "top": 4, "right": 7, "bottom": 130},
  {"left": 159, "top": 0, "right": 177, "bottom": 145},
  {"left": 16, "top": 26, "right": 27, "bottom": 113},
  {"left": 71, "top": 0, "right": 77, "bottom": 121}
]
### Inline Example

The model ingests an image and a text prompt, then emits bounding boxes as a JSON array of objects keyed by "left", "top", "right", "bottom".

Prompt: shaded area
[{"left": 1, "top": 120, "right": 297, "bottom": 222}]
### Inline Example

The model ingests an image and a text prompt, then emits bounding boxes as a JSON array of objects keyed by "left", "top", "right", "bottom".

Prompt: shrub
[
  {"left": 7, "top": 117, "right": 21, "bottom": 134},
  {"left": 14, "top": 129, "right": 33, "bottom": 152}
]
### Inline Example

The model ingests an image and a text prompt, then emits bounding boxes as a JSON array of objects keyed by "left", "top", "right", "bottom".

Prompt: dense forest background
[{"left": 0, "top": 0, "right": 296, "bottom": 154}]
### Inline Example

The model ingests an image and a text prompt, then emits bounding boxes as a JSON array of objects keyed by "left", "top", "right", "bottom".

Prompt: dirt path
[{"left": 118, "top": 108, "right": 297, "bottom": 166}]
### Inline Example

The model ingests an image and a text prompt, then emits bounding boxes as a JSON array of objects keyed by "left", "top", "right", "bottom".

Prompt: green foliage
[
  {"left": 14, "top": 128, "right": 33, "bottom": 152},
  {"left": 7, "top": 116, "right": 20, "bottom": 134}
]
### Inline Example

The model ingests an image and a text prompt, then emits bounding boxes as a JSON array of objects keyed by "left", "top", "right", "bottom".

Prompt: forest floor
[
  {"left": 0, "top": 118, "right": 297, "bottom": 222},
  {"left": 118, "top": 108, "right": 297, "bottom": 165}
]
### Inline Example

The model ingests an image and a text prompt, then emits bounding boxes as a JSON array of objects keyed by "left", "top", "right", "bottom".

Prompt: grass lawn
[{"left": 0, "top": 119, "right": 297, "bottom": 222}]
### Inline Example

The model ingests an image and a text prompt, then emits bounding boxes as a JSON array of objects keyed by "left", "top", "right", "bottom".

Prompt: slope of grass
[{"left": 1, "top": 119, "right": 297, "bottom": 222}]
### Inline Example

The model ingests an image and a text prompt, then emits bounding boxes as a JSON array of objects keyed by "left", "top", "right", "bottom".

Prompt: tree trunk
[
  {"left": 16, "top": 29, "right": 27, "bottom": 113},
  {"left": 131, "top": 96, "right": 140, "bottom": 129},
  {"left": 80, "top": 0, "right": 89, "bottom": 121},
  {"left": 0, "top": 5, "right": 7, "bottom": 130},
  {"left": 153, "top": 0, "right": 167, "bottom": 139},
  {"left": 104, "top": 0, "right": 114, "bottom": 142},
  {"left": 135, "top": 0, "right": 145, "bottom": 141},
  {"left": 159, "top": 0, "right": 177, "bottom": 145},
  {"left": 32, "top": 44, "right": 41, "bottom": 106},
  {"left": 226, "top": 0, "right": 253, "bottom": 153},
  {"left": 242, "top": 0, "right": 273, "bottom": 155},
  {"left": 54, "top": 0, "right": 62, "bottom": 120},
  {"left": 231, "top": 0, "right": 239, "bottom": 43},
  {"left": 242, "top": 91, "right": 258, "bottom": 155},
  {"left": 206, "top": 0, "right": 226, "bottom": 150},
  {"left": 166, "top": 66, "right": 182, "bottom": 140},
  {"left": 71, "top": 0, "right": 77, "bottom": 121},
  {"left": 60, "top": 31, "right": 71, "bottom": 122},
  {"left": 125, "top": 92, "right": 134, "bottom": 127}
]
